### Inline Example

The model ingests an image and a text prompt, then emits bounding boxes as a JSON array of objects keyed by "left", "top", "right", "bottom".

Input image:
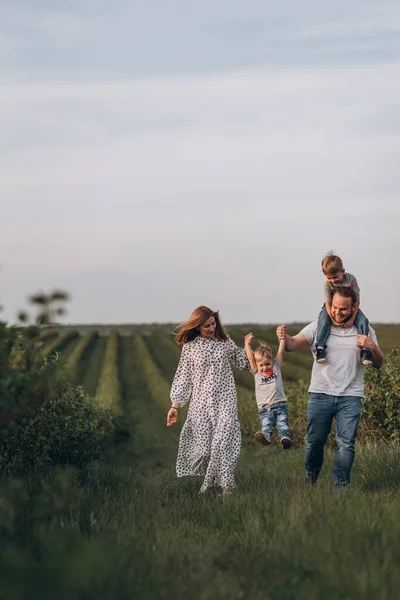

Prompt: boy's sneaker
[
  {"left": 315, "top": 346, "right": 327, "bottom": 363},
  {"left": 281, "top": 437, "right": 292, "bottom": 449},
  {"left": 254, "top": 431, "right": 271, "bottom": 446},
  {"left": 361, "top": 349, "right": 373, "bottom": 365}
]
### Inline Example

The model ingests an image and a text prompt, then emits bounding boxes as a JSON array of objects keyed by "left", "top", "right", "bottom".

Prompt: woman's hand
[{"left": 167, "top": 407, "right": 178, "bottom": 426}]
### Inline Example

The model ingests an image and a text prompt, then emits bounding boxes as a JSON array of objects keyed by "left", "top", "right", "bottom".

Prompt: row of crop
[
  {"left": 41, "top": 330, "right": 80, "bottom": 361},
  {"left": 132, "top": 332, "right": 172, "bottom": 411},
  {"left": 141, "top": 330, "right": 180, "bottom": 382},
  {"left": 58, "top": 329, "right": 400, "bottom": 447},
  {"left": 65, "top": 330, "right": 99, "bottom": 383},
  {"left": 95, "top": 331, "right": 122, "bottom": 415}
]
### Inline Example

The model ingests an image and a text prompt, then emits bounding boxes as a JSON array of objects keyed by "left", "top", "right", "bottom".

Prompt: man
[{"left": 277, "top": 287, "right": 384, "bottom": 486}]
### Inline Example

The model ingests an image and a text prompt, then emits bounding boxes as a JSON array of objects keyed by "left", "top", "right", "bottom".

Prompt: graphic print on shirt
[{"left": 261, "top": 372, "right": 276, "bottom": 384}]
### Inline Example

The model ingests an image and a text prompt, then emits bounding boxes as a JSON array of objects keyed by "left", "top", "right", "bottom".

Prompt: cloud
[
  {"left": 1, "top": 2, "right": 399, "bottom": 323},
  {"left": 1, "top": 0, "right": 400, "bottom": 80}
]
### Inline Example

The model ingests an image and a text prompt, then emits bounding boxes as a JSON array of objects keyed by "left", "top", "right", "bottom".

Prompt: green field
[
  {"left": 2, "top": 324, "right": 400, "bottom": 599},
  {"left": 41, "top": 322, "right": 400, "bottom": 399}
]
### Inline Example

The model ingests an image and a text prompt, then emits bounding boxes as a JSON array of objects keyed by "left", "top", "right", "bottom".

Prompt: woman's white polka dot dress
[{"left": 171, "top": 336, "right": 249, "bottom": 493}]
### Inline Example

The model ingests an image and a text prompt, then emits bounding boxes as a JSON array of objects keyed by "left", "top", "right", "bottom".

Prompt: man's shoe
[
  {"left": 361, "top": 349, "right": 373, "bottom": 365},
  {"left": 315, "top": 346, "right": 327, "bottom": 363},
  {"left": 254, "top": 431, "right": 271, "bottom": 446},
  {"left": 305, "top": 471, "right": 319, "bottom": 485},
  {"left": 281, "top": 437, "right": 292, "bottom": 449}
]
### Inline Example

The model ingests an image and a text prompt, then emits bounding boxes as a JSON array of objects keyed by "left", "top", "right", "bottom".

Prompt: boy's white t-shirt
[
  {"left": 251, "top": 359, "right": 287, "bottom": 409},
  {"left": 324, "top": 272, "right": 360, "bottom": 302},
  {"left": 300, "top": 321, "right": 378, "bottom": 397}
]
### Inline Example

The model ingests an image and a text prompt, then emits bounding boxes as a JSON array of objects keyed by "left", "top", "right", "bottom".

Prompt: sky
[{"left": 1, "top": 0, "right": 400, "bottom": 325}]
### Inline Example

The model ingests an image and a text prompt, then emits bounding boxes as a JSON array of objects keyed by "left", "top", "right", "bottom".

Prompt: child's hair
[
  {"left": 321, "top": 250, "right": 344, "bottom": 275},
  {"left": 254, "top": 341, "right": 273, "bottom": 362}
]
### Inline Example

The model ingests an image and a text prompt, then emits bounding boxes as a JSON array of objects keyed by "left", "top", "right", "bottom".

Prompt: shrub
[
  {"left": 360, "top": 348, "right": 400, "bottom": 442},
  {"left": 0, "top": 324, "right": 116, "bottom": 475},
  {"left": 0, "top": 383, "right": 115, "bottom": 475}
]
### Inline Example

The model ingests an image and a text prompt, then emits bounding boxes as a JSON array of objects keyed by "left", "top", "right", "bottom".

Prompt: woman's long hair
[{"left": 173, "top": 306, "right": 228, "bottom": 345}]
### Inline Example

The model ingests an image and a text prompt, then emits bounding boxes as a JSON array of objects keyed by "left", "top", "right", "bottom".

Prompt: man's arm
[
  {"left": 357, "top": 333, "right": 384, "bottom": 369},
  {"left": 275, "top": 338, "right": 285, "bottom": 366},
  {"left": 276, "top": 325, "right": 310, "bottom": 352}
]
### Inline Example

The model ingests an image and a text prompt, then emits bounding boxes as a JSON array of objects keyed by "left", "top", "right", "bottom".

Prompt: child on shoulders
[
  {"left": 244, "top": 330, "right": 291, "bottom": 449},
  {"left": 315, "top": 251, "right": 373, "bottom": 365}
]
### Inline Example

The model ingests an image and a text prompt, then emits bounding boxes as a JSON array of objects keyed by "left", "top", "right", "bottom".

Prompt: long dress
[{"left": 170, "top": 336, "right": 249, "bottom": 492}]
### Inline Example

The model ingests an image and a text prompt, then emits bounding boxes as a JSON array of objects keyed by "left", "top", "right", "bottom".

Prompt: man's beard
[{"left": 333, "top": 312, "right": 351, "bottom": 324}]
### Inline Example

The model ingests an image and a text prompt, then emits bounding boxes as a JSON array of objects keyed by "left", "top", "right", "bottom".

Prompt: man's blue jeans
[
  {"left": 258, "top": 403, "right": 291, "bottom": 439},
  {"left": 305, "top": 393, "right": 362, "bottom": 486},
  {"left": 316, "top": 306, "right": 369, "bottom": 348}
]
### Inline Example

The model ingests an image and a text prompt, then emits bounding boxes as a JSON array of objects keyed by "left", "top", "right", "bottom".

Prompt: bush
[
  {"left": 0, "top": 324, "right": 116, "bottom": 475},
  {"left": 0, "top": 383, "right": 115, "bottom": 475},
  {"left": 360, "top": 348, "right": 400, "bottom": 442}
]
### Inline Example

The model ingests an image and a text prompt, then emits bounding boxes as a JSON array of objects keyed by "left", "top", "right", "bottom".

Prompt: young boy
[
  {"left": 315, "top": 251, "right": 373, "bottom": 365},
  {"left": 244, "top": 331, "right": 291, "bottom": 448}
]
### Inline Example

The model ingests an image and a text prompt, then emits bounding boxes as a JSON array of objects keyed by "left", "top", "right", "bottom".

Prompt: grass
[
  {"left": 3, "top": 346, "right": 400, "bottom": 600},
  {"left": 2, "top": 326, "right": 400, "bottom": 599}
]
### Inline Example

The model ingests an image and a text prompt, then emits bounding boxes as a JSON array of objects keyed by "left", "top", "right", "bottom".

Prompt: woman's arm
[
  {"left": 244, "top": 333, "right": 257, "bottom": 370},
  {"left": 168, "top": 344, "right": 193, "bottom": 426},
  {"left": 227, "top": 337, "right": 251, "bottom": 370}
]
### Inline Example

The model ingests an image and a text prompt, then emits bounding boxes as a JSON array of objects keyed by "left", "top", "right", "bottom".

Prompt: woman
[{"left": 167, "top": 306, "right": 249, "bottom": 495}]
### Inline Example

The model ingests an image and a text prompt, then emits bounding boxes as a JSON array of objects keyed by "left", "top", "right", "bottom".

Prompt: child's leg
[
  {"left": 258, "top": 406, "right": 275, "bottom": 438},
  {"left": 354, "top": 309, "right": 369, "bottom": 336},
  {"left": 275, "top": 404, "right": 291, "bottom": 440},
  {"left": 354, "top": 309, "right": 373, "bottom": 364},
  {"left": 316, "top": 305, "right": 331, "bottom": 348}
]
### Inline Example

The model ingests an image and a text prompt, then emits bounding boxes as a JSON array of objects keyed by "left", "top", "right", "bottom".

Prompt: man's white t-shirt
[{"left": 300, "top": 321, "right": 378, "bottom": 397}]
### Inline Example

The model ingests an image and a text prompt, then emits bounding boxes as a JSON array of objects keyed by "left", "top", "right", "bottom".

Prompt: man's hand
[
  {"left": 244, "top": 333, "right": 255, "bottom": 345},
  {"left": 276, "top": 325, "right": 287, "bottom": 340},
  {"left": 357, "top": 333, "right": 374, "bottom": 350},
  {"left": 357, "top": 333, "right": 384, "bottom": 369},
  {"left": 167, "top": 407, "right": 178, "bottom": 426}
]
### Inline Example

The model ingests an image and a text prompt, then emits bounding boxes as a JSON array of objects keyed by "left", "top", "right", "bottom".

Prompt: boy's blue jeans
[
  {"left": 258, "top": 403, "right": 291, "bottom": 439},
  {"left": 316, "top": 306, "right": 369, "bottom": 348},
  {"left": 305, "top": 393, "right": 362, "bottom": 486}
]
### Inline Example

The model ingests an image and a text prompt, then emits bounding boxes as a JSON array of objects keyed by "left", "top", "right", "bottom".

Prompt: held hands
[
  {"left": 244, "top": 333, "right": 255, "bottom": 346},
  {"left": 276, "top": 325, "right": 287, "bottom": 341},
  {"left": 167, "top": 407, "right": 178, "bottom": 426}
]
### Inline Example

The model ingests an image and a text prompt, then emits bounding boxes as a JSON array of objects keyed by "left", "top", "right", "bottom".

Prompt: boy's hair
[
  {"left": 321, "top": 250, "right": 344, "bottom": 275},
  {"left": 254, "top": 342, "right": 273, "bottom": 362}
]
